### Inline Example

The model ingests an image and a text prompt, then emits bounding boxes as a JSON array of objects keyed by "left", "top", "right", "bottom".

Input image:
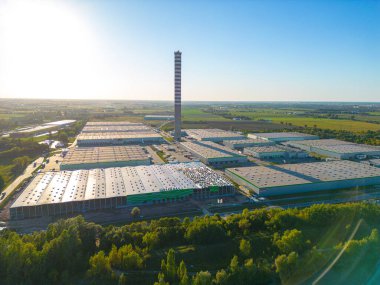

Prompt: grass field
[
  {"left": 182, "top": 108, "right": 231, "bottom": 122},
  {"left": 229, "top": 109, "right": 380, "bottom": 132},
  {"left": 270, "top": 117, "right": 380, "bottom": 132}
]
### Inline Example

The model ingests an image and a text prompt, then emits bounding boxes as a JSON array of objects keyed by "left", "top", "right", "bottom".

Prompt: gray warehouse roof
[
  {"left": 185, "top": 129, "right": 245, "bottom": 140},
  {"left": 249, "top": 132, "right": 319, "bottom": 141},
  {"left": 86, "top": 121, "right": 144, "bottom": 126},
  {"left": 245, "top": 145, "right": 305, "bottom": 154},
  {"left": 77, "top": 132, "right": 162, "bottom": 140},
  {"left": 82, "top": 125, "right": 152, "bottom": 133},
  {"left": 11, "top": 162, "right": 232, "bottom": 208},
  {"left": 61, "top": 146, "right": 149, "bottom": 167},
  {"left": 180, "top": 141, "right": 245, "bottom": 159},
  {"left": 228, "top": 166, "right": 311, "bottom": 188},
  {"left": 223, "top": 138, "right": 273, "bottom": 145},
  {"left": 227, "top": 160, "right": 380, "bottom": 189},
  {"left": 288, "top": 139, "right": 380, "bottom": 155},
  {"left": 180, "top": 142, "right": 235, "bottom": 159}
]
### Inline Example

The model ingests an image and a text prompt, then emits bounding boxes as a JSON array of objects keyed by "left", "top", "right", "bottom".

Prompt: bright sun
[{"left": 0, "top": 0, "right": 108, "bottom": 99}]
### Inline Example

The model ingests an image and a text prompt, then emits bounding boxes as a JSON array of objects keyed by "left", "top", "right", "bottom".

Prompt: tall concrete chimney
[{"left": 174, "top": 51, "right": 182, "bottom": 141}]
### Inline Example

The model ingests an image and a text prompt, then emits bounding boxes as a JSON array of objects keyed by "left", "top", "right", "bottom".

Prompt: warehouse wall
[
  {"left": 226, "top": 169, "right": 380, "bottom": 197},
  {"left": 60, "top": 159, "right": 151, "bottom": 170}
]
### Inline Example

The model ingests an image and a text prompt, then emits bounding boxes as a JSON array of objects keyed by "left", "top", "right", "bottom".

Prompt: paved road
[
  {"left": 145, "top": 146, "right": 165, "bottom": 164},
  {"left": 0, "top": 156, "right": 44, "bottom": 205},
  {"left": 42, "top": 153, "right": 63, "bottom": 172}
]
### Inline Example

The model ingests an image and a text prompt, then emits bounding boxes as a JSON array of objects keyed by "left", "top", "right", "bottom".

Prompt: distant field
[
  {"left": 0, "top": 113, "right": 26, "bottom": 119},
  {"left": 229, "top": 109, "right": 380, "bottom": 132},
  {"left": 182, "top": 108, "right": 231, "bottom": 122},
  {"left": 270, "top": 117, "right": 380, "bottom": 132},
  {"left": 162, "top": 120, "right": 290, "bottom": 132}
]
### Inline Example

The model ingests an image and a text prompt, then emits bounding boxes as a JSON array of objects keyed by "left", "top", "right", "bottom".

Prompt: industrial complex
[
  {"left": 185, "top": 129, "right": 246, "bottom": 142},
  {"left": 77, "top": 132, "right": 164, "bottom": 146},
  {"left": 286, "top": 139, "right": 380, "bottom": 159},
  {"left": 223, "top": 138, "right": 275, "bottom": 150},
  {"left": 60, "top": 146, "right": 151, "bottom": 170},
  {"left": 77, "top": 121, "right": 165, "bottom": 146},
  {"left": 248, "top": 132, "right": 319, "bottom": 142},
  {"left": 180, "top": 141, "right": 248, "bottom": 167},
  {"left": 7, "top": 50, "right": 380, "bottom": 223},
  {"left": 244, "top": 145, "right": 309, "bottom": 159},
  {"left": 10, "top": 162, "right": 234, "bottom": 219},
  {"left": 81, "top": 124, "right": 151, "bottom": 133},
  {"left": 226, "top": 160, "right": 380, "bottom": 196}
]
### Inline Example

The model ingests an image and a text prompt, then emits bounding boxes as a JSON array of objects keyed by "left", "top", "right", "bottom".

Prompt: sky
[{"left": 0, "top": 0, "right": 379, "bottom": 102}]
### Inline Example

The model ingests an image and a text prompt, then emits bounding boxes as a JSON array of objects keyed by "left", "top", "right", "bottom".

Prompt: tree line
[{"left": 1, "top": 203, "right": 380, "bottom": 284}]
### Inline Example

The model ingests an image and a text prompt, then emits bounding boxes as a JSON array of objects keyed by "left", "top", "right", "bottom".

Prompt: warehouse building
[
  {"left": 10, "top": 120, "right": 76, "bottom": 138},
  {"left": 77, "top": 132, "right": 164, "bottom": 146},
  {"left": 226, "top": 160, "right": 380, "bottom": 197},
  {"left": 248, "top": 132, "right": 319, "bottom": 142},
  {"left": 287, "top": 139, "right": 380, "bottom": 159},
  {"left": 244, "top": 145, "right": 309, "bottom": 159},
  {"left": 185, "top": 129, "right": 246, "bottom": 142},
  {"left": 180, "top": 141, "right": 248, "bottom": 167},
  {"left": 60, "top": 146, "right": 151, "bottom": 170},
  {"left": 86, "top": 121, "right": 144, "bottom": 126},
  {"left": 223, "top": 138, "right": 275, "bottom": 150},
  {"left": 81, "top": 125, "right": 152, "bottom": 133},
  {"left": 10, "top": 162, "right": 234, "bottom": 219},
  {"left": 144, "top": 115, "right": 174, "bottom": 121}
]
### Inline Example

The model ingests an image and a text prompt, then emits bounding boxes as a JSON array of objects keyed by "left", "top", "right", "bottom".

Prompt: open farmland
[{"left": 270, "top": 117, "right": 380, "bottom": 132}]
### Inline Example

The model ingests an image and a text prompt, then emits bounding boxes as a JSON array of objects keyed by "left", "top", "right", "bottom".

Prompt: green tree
[
  {"left": 192, "top": 271, "right": 212, "bottom": 285},
  {"left": 275, "top": 252, "right": 298, "bottom": 281},
  {"left": 142, "top": 231, "right": 160, "bottom": 250},
  {"left": 178, "top": 260, "right": 189, "bottom": 285},
  {"left": 214, "top": 269, "right": 229, "bottom": 285},
  {"left": 118, "top": 273, "right": 127, "bottom": 285},
  {"left": 274, "top": 229, "right": 307, "bottom": 254},
  {"left": 58, "top": 132, "right": 69, "bottom": 145},
  {"left": 12, "top": 156, "right": 29, "bottom": 175},
  {"left": 166, "top": 248, "right": 177, "bottom": 282},
  {"left": 154, "top": 272, "right": 169, "bottom": 285},
  {"left": 131, "top": 207, "right": 141, "bottom": 218},
  {"left": 229, "top": 255, "right": 239, "bottom": 273},
  {"left": 0, "top": 175, "right": 4, "bottom": 191},
  {"left": 87, "top": 251, "right": 113, "bottom": 284},
  {"left": 185, "top": 216, "right": 226, "bottom": 244},
  {"left": 239, "top": 239, "right": 251, "bottom": 258}
]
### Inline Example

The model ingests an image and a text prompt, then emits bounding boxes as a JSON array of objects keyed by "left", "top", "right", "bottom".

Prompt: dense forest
[{"left": 1, "top": 203, "right": 380, "bottom": 285}]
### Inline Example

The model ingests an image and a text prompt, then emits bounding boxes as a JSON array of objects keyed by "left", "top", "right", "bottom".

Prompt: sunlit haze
[{"left": 0, "top": 0, "right": 379, "bottom": 101}]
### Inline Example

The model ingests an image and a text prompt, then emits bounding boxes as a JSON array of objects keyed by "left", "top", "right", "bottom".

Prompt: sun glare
[{"left": 0, "top": 0, "right": 107, "bottom": 99}]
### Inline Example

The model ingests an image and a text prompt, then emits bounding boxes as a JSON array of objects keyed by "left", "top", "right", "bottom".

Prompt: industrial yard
[
  {"left": 248, "top": 131, "right": 319, "bottom": 142},
  {"left": 222, "top": 138, "right": 275, "bottom": 149},
  {"left": 5, "top": 118, "right": 380, "bottom": 223},
  {"left": 60, "top": 145, "right": 151, "bottom": 170},
  {"left": 226, "top": 160, "right": 380, "bottom": 196},
  {"left": 180, "top": 141, "right": 248, "bottom": 167},
  {"left": 287, "top": 139, "right": 380, "bottom": 159},
  {"left": 185, "top": 128, "right": 246, "bottom": 142},
  {"left": 10, "top": 162, "right": 234, "bottom": 219}
]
